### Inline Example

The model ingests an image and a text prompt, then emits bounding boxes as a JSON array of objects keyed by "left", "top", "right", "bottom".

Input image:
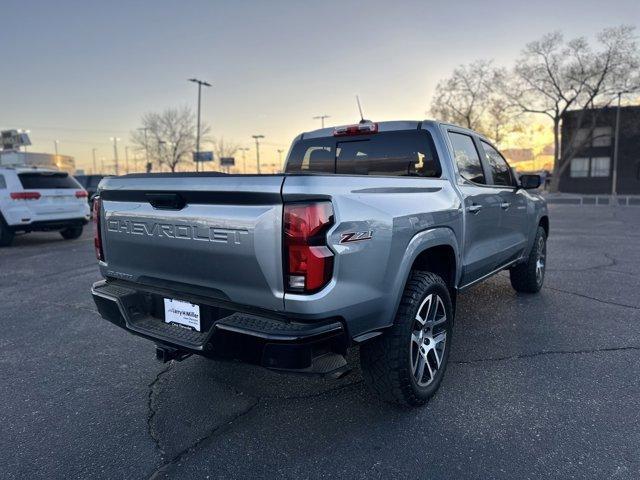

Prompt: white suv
[{"left": 0, "top": 167, "right": 91, "bottom": 246}]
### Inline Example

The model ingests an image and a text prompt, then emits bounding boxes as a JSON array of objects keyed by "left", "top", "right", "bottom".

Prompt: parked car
[
  {"left": 91, "top": 120, "right": 548, "bottom": 407},
  {"left": 0, "top": 167, "right": 91, "bottom": 246},
  {"left": 74, "top": 174, "right": 105, "bottom": 206}
]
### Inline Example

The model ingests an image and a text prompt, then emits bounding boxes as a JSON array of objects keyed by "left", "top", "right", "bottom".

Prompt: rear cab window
[
  {"left": 285, "top": 130, "right": 441, "bottom": 177},
  {"left": 18, "top": 172, "right": 82, "bottom": 189}
]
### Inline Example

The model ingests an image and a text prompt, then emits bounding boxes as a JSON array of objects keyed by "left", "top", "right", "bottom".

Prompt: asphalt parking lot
[{"left": 1, "top": 204, "right": 639, "bottom": 480}]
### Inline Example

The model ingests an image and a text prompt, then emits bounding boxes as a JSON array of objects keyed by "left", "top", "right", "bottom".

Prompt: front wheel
[
  {"left": 60, "top": 226, "right": 83, "bottom": 240},
  {"left": 510, "top": 226, "right": 547, "bottom": 293},
  {"left": 360, "top": 271, "right": 453, "bottom": 407}
]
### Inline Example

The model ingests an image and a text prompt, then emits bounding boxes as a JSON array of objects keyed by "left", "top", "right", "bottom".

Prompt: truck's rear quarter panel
[{"left": 282, "top": 175, "right": 461, "bottom": 336}]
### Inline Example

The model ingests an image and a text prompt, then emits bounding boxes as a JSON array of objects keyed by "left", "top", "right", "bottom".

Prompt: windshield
[{"left": 285, "top": 130, "right": 441, "bottom": 177}]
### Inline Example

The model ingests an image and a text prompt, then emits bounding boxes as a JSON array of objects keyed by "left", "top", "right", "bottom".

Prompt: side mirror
[{"left": 519, "top": 174, "right": 541, "bottom": 190}]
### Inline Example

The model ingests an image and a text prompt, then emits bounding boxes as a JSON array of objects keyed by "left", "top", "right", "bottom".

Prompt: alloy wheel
[{"left": 410, "top": 293, "right": 448, "bottom": 387}]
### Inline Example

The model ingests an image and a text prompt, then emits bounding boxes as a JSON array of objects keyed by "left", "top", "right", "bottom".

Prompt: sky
[{"left": 1, "top": 0, "right": 638, "bottom": 173}]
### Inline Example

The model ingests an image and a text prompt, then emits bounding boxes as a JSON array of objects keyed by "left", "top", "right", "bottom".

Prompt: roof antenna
[{"left": 356, "top": 95, "right": 370, "bottom": 124}]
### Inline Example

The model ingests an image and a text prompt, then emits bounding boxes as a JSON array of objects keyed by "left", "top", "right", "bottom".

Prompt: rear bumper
[
  {"left": 91, "top": 280, "right": 349, "bottom": 374},
  {"left": 9, "top": 217, "right": 88, "bottom": 233}
]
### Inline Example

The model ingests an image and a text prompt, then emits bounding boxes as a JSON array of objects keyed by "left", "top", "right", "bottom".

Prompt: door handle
[
  {"left": 500, "top": 202, "right": 511, "bottom": 210},
  {"left": 468, "top": 204, "right": 483, "bottom": 214}
]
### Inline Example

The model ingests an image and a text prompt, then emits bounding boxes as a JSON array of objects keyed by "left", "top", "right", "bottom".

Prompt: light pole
[
  {"left": 277, "top": 148, "right": 284, "bottom": 168},
  {"left": 54, "top": 140, "right": 59, "bottom": 155},
  {"left": 101, "top": 156, "right": 106, "bottom": 174},
  {"left": 92, "top": 148, "right": 97, "bottom": 174},
  {"left": 124, "top": 146, "right": 130, "bottom": 174},
  {"left": 252, "top": 135, "right": 265, "bottom": 174},
  {"left": 188, "top": 78, "right": 212, "bottom": 172},
  {"left": 313, "top": 115, "right": 330, "bottom": 128},
  {"left": 238, "top": 147, "right": 250, "bottom": 173},
  {"left": 110, "top": 137, "right": 120, "bottom": 175},
  {"left": 611, "top": 90, "right": 630, "bottom": 197},
  {"left": 137, "top": 127, "right": 150, "bottom": 172}
]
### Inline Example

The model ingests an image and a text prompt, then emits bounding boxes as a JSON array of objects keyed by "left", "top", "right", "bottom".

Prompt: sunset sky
[{"left": 1, "top": 0, "right": 638, "bottom": 173}]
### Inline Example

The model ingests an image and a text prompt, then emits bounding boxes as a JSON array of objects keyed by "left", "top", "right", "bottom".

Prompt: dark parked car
[{"left": 75, "top": 175, "right": 104, "bottom": 205}]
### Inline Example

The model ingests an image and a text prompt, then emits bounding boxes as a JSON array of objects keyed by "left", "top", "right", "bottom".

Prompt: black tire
[
  {"left": 510, "top": 226, "right": 547, "bottom": 293},
  {"left": 360, "top": 271, "right": 454, "bottom": 407},
  {"left": 60, "top": 226, "right": 83, "bottom": 240},
  {"left": 0, "top": 217, "right": 15, "bottom": 247}
]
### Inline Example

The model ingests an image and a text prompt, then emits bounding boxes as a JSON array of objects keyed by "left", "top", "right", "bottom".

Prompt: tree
[
  {"left": 504, "top": 26, "right": 640, "bottom": 191},
  {"left": 430, "top": 60, "right": 516, "bottom": 143},
  {"left": 211, "top": 137, "right": 240, "bottom": 165},
  {"left": 130, "top": 107, "right": 210, "bottom": 172}
]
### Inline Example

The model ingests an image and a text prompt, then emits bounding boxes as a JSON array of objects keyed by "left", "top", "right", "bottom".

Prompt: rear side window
[
  {"left": 18, "top": 172, "right": 82, "bottom": 189},
  {"left": 0, "top": 175, "right": 6, "bottom": 189},
  {"left": 481, "top": 141, "right": 515, "bottom": 187},
  {"left": 285, "top": 130, "right": 441, "bottom": 177},
  {"left": 448, "top": 132, "right": 485, "bottom": 184}
]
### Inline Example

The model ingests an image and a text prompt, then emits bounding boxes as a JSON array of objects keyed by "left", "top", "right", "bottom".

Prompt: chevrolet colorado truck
[{"left": 91, "top": 120, "right": 548, "bottom": 407}]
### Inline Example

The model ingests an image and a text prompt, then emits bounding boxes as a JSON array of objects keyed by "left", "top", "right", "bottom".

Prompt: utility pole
[
  {"left": 312, "top": 115, "right": 330, "bottom": 128},
  {"left": 611, "top": 91, "right": 628, "bottom": 198},
  {"left": 252, "top": 135, "right": 265, "bottom": 174},
  {"left": 238, "top": 147, "right": 250, "bottom": 173},
  {"left": 92, "top": 148, "right": 97, "bottom": 174},
  {"left": 54, "top": 140, "right": 59, "bottom": 155},
  {"left": 124, "top": 146, "right": 130, "bottom": 174},
  {"left": 110, "top": 137, "right": 120, "bottom": 175},
  {"left": 188, "top": 78, "right": 212, "bottom": 172}
]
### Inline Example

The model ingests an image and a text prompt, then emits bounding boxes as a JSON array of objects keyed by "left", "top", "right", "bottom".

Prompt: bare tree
[
  {"left": 210, "top": 137, "right": 240, "bottom": 163},
  {"left": 504, "top": 26, "right": 640, "bottom": 190},
  {"left": 130, "top": 107, "right": 210, "bottom": 172},
  {"left": 430, "top": 60, "right": 517, "bottom": 143}
]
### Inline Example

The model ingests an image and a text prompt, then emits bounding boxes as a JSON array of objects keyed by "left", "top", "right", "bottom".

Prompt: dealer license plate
[{"left": 163, "top": 298, "right": 201, "bottom": 332}]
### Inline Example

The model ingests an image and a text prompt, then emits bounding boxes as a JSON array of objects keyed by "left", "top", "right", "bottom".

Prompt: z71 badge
[{"left": 340, "top": 231, "right": 373, "bottom": 243}]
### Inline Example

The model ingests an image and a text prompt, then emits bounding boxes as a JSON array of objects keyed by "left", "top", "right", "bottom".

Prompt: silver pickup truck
[{"left": 91, "top": 120, "right": 548, "bottom": 407}]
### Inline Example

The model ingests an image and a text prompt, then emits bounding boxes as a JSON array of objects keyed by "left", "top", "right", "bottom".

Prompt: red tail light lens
[
  {"left": 75, "top": 190, "right": 88, "bottom": 198},
  {"left": 284, "top": 202, "right": 334, "bottom": 293},
  {"left": 10, "top": 191, "right": 41, "bottom": 200},
  {"left": 93, "top": 197, "right": 104, "bottom": 261}
]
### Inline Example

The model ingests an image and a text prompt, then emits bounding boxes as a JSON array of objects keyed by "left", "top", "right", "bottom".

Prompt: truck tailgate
[{"left": 98, "top": 174, "right": 285, "bottom": 311}]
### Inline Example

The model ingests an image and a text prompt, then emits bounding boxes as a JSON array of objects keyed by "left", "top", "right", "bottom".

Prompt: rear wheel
[
  {"left": 360, "top": 271, "right": 453, "bottom": 407},
  {"left": 60, "top": 226, "right": 83, "bottom": 240},
  {"left": 0, "top": 217, "right": 15, "bottom": 247},
  {"left": 510, "top": 226, "right": 546, "bottom": 293}
]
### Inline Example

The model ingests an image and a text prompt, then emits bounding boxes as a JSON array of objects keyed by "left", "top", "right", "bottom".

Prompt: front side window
[
  {"left": 570, "top": 158, "right": 589, "bottom": 178},
  {"left": 590, "top": 157, "right": 610, "bottom": 177},
  {"left": 481, "top": 141, "right": 515, "bottom": 186},
  {"left": 448, "top": 132, "right": 485, "bottom": 184},
  {"left": 285, "top": 130, "right": 441, "bottom": 177}
]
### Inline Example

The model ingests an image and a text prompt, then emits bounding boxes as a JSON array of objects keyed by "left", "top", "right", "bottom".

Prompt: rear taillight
[
  {"left": 75, "top": 190, "right": 88, "bottom": 198},
  {"left": 93, "top": 197, "right": 104, "bottom": 261},
  {"left": 284, "top": 202, "right": 334, "bottom": 293},
  {"left": 10, "top": 191, "right": 41, "bottom": 200}
]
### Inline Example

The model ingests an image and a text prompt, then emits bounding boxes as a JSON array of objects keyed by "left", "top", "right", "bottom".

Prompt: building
[
  {"left": 0, "top": 151, "right": 76, "bottom": 173},
  {"left": 559, "top": 105, "right": 640, "bottom": 194}
]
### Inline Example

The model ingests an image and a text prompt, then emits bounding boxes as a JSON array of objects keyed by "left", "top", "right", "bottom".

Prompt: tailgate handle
[{"left": 145, "top": 193, "right": 186, "bottom": 210}]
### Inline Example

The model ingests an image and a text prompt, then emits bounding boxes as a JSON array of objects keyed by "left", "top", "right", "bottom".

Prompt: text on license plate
[{"left": 164, "top": 298, "right": 201, "bottom": 332}]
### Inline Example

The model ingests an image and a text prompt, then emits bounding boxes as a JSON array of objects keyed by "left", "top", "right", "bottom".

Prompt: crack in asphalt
[
  {"left": 147, "top": 398, "right": 260, "bottom": 480},
  {"left": 544, "top": 285, "right": 640, "bottom": 311},
  {"left": 452, "top": 345, "right": 640, "bottom": 365},
  {"left": 147, "top": 361, "right": 175, "bottom": 455}
]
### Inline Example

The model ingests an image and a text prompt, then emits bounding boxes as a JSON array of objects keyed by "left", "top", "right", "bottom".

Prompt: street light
[
  {"left": 110, "top": 137, "right": 121, "bottom": 175},
  {"left": 612, "top": 90, "right": 632, "bottom": 197},
  {"left": 188, "top": 78, "right": 212, "bottom": 172},
  {"left": 238, "top": 147, "right": 250, "bottom": 174},
  {"left": 312, "top": 115, "right": 330, "bottom": 128},
  {"left": 252, "top": 135, "right": 265, "bottom": 174},
  {"left": 54, "top": 140, "right": 59, "bottom": 155},
  {"left": 92, "top": 148, "right": 97, "bottom": 174}
]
